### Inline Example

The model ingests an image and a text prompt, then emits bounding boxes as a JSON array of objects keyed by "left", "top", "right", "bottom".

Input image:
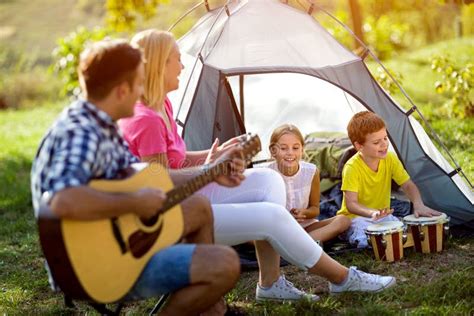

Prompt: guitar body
[
  {"left": 38, "top": 163, "right": 183, "bottom": 303},
  {"left": 38, "top": 133, "right": 261, "bottom": 304}
]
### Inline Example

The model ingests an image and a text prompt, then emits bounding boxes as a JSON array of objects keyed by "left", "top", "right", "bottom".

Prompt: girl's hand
[{"left": 290, "top": 208, "right": 307, "bottom": 222}]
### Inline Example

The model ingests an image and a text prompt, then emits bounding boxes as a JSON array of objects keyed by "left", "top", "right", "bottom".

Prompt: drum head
[
  {"left": 366, "top": 221, "right": 403, "bottom": 233},
  {"left": 403, "top": 213, "right": 448, "bottom": 225}
]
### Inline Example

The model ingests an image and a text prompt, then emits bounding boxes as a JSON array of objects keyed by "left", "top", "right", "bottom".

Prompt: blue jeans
[{"left": 125, "top": 244, "right": 196, "bottom": 301}]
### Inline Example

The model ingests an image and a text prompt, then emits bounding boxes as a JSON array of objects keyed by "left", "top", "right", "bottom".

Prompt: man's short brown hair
[
  {"left": 347, "top": 111, "right": 386, "bottom": 146},
  {"left": 78, "top": 39, "right": 142, "bottom": 100}
]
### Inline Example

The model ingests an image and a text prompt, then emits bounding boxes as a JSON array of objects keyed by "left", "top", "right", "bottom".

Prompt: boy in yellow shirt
[{"left": 337, "top": 111, "right": 441, "bottom": 248}]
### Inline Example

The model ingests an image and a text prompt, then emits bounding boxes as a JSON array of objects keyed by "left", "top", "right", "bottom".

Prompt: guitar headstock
[{"left": 239, "top": 133, "right": 261, "bottom": 164}]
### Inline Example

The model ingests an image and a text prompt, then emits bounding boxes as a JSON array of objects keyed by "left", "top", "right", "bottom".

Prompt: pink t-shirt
[{"left": 118, "top": 98, "right": 187, "bottom": 169}]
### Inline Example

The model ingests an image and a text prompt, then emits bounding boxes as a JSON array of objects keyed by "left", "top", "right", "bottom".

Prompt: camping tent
[{"left": 169, "top": 0, "right": 474, "bottom": 227}]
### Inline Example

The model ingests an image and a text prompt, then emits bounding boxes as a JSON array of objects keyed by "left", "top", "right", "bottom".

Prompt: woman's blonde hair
[
  {"left": 269, "top": 124, "right": 305, "bottom": 156},
  {"left": 131, "top": 29, "right": 176, "bottom": 110}
]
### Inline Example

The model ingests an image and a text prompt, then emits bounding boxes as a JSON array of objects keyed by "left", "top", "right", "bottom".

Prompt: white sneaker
[
  {"left": 329, "top": 266, "right": 396, "bottom": 293},
  {"left": 256, "top": 275, "right": 320, "bottom": 301}
]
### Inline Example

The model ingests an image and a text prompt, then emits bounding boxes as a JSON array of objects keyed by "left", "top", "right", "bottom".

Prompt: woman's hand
[
  {"left": 204, "top": 138, "right": 220, "bottom": 164},
  {"left": 205, "top": 135, "right": 246, "bottom": 164},
  {"left": 212, "top": 145, "right": 246, "bottom": 187}
]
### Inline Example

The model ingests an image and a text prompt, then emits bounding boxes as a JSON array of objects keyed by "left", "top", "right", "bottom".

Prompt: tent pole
[
  {"left": 174, "top": 2, "right": 230, "bottom": 125},
  {"left": 239, "top": 75, "right": 245, "bottom": 123},
  {"left": 306, "top": 1, "right": 472, "bottom": 188},
  {"left": 168, "top": 1, "right": 206, "bottom": 32}
]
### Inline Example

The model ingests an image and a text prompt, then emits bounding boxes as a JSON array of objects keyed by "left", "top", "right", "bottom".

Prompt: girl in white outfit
[{"left": 264, "top": 124, "right": 351, "bottom": 244}]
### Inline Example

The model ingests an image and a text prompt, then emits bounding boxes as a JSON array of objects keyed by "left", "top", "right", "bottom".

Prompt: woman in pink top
[
  {"left": 120, "top": 98, "right": 187, "bottom": 168},
  {"left": 119, "top": 29, "right": 396, "bottom": 303}
]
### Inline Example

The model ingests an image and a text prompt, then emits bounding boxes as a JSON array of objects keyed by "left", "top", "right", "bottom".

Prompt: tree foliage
[
  {"left": 431, "top": 56, "right": 473, "bottom": 118},
  {"left": 373, "top": 66, "right": 404, "bottom": 96},
  {"left": 105, "top": 0, "right": 169, "bottom": 32},
  {"left": 50, "top": 27, "right": 114, "bottom": 97}
]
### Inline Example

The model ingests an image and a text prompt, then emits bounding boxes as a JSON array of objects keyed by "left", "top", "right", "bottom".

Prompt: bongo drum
[
  {"left": 365, "top": 221, "right": 405, "bottom": 262},
  {"left": 403, "top": 213, "right": 449, "bottom": 253}
]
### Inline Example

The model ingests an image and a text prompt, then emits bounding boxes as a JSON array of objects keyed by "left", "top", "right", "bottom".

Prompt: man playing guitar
[{"left": 31, "top": 39, "right": 245, "bottom": 315}]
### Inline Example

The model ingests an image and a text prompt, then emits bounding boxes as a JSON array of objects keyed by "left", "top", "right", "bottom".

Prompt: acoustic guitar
[{"left": 37, "top": 134, "right": 261, "bottom": 303}]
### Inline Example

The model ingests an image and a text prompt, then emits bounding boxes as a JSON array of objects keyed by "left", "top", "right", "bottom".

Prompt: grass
[
  {"left": 0, "top": 100, "right": 473, "bottom": 315},
  {"left": 227, "top": 241, "right": 474, "bottom": 315}
]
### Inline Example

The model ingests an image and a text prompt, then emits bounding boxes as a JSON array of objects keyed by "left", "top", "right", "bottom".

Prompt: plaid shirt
[{"left": 31, "top": 100, "right": 138, "bottom": 217}]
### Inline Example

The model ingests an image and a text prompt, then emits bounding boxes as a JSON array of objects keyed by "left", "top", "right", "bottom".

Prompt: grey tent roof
[
  {"left": 170, "top": 0, "right": 474, "bottom": 227},
  {"left": 179, "top": 0, "right": 358, "bottom": 70}
]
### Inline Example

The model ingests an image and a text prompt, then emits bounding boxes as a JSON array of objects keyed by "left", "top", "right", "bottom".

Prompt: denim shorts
[{"left": 124, "top": 244, "right": 196, "bottom": 301}]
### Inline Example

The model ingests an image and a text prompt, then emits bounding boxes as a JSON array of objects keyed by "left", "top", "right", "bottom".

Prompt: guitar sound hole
[{"left": 141, "top": 215, "right": 159, "bottom": 227}]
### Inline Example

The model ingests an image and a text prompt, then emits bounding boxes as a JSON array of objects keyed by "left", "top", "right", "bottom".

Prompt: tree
[
  {"left": 348, "top": 0, "right": 365, "bottom": 49},
  {"left": 105, "top": 0, "right": 169, "bottom": 32}
]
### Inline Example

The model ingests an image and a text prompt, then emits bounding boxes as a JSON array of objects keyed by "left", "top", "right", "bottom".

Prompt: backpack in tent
[
  {"left": 304, "top": 131, "right": 353, "bottom": 193},
  {"left": 169, "top": 0, "right": 474, "bottom": 228}
]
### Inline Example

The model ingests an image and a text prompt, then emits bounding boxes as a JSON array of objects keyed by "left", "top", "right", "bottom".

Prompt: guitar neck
[{"left": 161, "top": 163, "right": 227, "bottom": 211}]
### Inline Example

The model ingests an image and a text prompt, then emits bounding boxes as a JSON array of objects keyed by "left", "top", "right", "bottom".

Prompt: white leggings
[{"left": 198, "top": 168, "right": 322, "bottom": 269}]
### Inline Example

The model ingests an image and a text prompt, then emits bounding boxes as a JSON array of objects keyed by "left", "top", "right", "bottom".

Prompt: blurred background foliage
[
  {"left": 0, "top": 0, "right": 473, "bottom": 118},
  {"left": 50, "top": 26, "right": 114, "bottom": 98}
]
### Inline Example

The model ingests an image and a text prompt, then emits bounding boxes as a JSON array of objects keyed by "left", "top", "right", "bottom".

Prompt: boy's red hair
[{"left": 347, "top": 111, "right": 386, "bottom": 146}]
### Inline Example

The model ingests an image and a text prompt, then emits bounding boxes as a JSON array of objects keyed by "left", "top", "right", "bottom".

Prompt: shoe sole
[
  {"left": 256, "top": 296, "right": 320, "bottom": 302},
  {"left": 330, "top": 277, "right": 397, "bottom": 294}
]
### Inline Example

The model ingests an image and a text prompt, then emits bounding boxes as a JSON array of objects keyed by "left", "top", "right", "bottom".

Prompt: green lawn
[{"left": 0, "top": 37, "right": 473, "bottom": 314}]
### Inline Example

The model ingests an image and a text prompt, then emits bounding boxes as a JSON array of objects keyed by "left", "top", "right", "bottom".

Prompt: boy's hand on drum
[
  {"left": 371, "top": 208, "right": 393, "bottom": 221},
  {"left": 413, "top": 205, "right": 442, "bottom": 218}
]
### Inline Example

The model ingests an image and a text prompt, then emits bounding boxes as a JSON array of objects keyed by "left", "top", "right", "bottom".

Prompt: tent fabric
[{"left": 170, "top": 0, "right": 474, "bottom": 227}]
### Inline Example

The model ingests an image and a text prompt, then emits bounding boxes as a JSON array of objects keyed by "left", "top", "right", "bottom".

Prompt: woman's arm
[
  {"left": 185, "top": 136, "right": 245, "bottom": 167},
  {"left": 184, "top": 150, "right": 210, "bottom": 166}
]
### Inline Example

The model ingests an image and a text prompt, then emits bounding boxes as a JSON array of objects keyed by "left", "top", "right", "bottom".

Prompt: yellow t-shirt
[{"left": 337, "top": 152, "right": 410, "bottom": 219}]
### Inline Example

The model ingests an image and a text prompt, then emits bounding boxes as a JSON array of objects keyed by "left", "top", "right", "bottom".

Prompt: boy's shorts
[{"left": 125, "top": 244, "right": 196, "bottom": 301}]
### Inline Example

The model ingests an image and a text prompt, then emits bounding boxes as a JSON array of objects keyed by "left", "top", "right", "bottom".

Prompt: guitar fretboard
[{"left": 161, "top": 163, "right": 227, "bottom": 211}]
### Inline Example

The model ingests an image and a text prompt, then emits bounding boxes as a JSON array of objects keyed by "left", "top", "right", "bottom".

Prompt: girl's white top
[{"left": 265, "top": 161, "right": 319, "bottom": 228}]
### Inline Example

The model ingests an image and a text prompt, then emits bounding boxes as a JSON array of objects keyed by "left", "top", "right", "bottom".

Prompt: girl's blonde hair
[
  {"left": 269, "top": 124, "right": 305, "bottom": 155},
  {"left": 131, "top": 29, "right": 176, "bottom": 110}
]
